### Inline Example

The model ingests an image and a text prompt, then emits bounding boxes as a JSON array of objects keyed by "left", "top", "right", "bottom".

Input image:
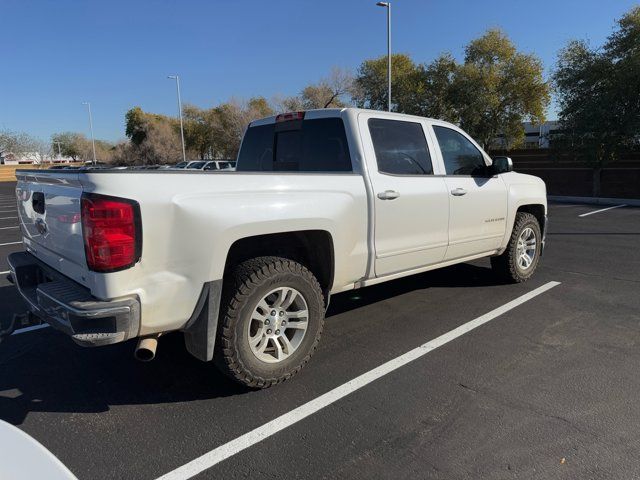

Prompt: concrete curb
[{"left": 548, "top": 195, "right": 640, "bottom": 207}]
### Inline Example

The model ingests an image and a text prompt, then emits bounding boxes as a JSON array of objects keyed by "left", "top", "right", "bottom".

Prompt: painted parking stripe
[
  {"left": 579, "top": 204, "right": 627, "bottom": 217},
  {"left": 0, "top": 270, "right": 8, "bottom": 275},
  {"left": 0, "top": 216, "right": 17, "bottom": 220},
  {"left": 0, "top": 241, "right": 22, "bottom": 247},
  {"left": 0, "top": 226, "right": 18, "bottom": 230},
  {"left": 11, "top": 324, "right": 50, "bottom": 335},
  {"left": 157, "top": 281, "right": 561, "bottom": 480}
]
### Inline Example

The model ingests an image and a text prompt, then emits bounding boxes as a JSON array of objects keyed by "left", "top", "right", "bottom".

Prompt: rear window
[{"left": 237, "top": 118, "right": 352, "bottom": 172}]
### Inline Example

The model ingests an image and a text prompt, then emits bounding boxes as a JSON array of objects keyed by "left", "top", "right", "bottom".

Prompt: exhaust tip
[{"left": 134, "top": 336, "right": 158, "bottom": 362}]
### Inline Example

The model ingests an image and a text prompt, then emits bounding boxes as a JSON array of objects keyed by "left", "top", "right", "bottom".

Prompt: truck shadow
[
  {"left": 0, "top": 262, "right": 500, "bottom": 425},
  {"left": 327, "top": 262, "right": 504, "bottom": 317}
]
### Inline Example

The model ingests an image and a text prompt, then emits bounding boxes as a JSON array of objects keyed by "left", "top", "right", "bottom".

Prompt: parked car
[
  {"left": 10, "top": 108, "right": 547, "bottom": 388},
  {"left": 0, "top": 420, "right": 77, "bottom": 479},
  {"left": 204, "top": 160, "right": 236, "bottom": 171},
  {"left": 172, "top": 161, "right": 201, "bottom": 169},
  {"left": 185, "top": 161, "right": 208, "bottom": 170}
]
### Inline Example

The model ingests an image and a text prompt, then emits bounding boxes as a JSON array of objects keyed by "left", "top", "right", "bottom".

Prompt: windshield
[{"left": 187, "top": 161, "right": 207, "bottom": 169}]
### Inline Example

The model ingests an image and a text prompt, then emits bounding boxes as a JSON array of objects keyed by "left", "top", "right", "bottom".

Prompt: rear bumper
[{"left": 7, "top": 252, "right": 140, "bottom": 346}]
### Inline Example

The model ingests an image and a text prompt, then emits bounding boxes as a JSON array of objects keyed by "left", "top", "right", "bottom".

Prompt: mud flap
[{"left": 182, "top": 280, "right": 223, "bottom": 362}]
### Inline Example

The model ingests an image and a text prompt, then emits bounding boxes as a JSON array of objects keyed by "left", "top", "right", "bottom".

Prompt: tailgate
[{"left": 15, "top": 170, "right": 88, "bottom": 285}]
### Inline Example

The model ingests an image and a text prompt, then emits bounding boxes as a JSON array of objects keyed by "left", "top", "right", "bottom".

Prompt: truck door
[
  {"left": 429, "top": 124, "right": 508, "bottom": 260},
  {"left": 358, "top": 113, "right": 449, "bottom": 277}
]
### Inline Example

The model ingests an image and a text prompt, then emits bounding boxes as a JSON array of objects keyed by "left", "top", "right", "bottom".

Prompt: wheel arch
[
  {"left": 223, "top": 230, "right": 335, "bottom": 301},
  {"left": 516, "top": 204, "right": 546, "bottom": 236}
]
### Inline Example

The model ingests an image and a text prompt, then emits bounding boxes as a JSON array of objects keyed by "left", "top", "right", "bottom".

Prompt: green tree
[
  {"left": 354, "top": 54, "right": 423, "bottom": 113},
  {"left": 452, "top": 29, "right": 549, "bottom": 150},
  {"left": 51, "top": 132, "right": 87, "bottom": 160},
  {"left": 125, "top": 107, "right": 176, "bottom": 146},
  {"left": 414, "top": 54, "right": 458, "bottom": 121},
  {"left": 183, "top": 104, "right": 215, "bottom": 160},
  {"left": 553, "top": 6, "right": 640, "bottom": 195},
  {"left": 211, "top": 97, "right": 275, "bottom": 159},
  {"left": 125, "top": 107, "right": 148, "bottom": 146},
  {"left": 247, "top": 97, "right": 274, "bottom": 117}
]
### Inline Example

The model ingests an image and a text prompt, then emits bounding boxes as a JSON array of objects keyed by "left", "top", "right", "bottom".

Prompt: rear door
[
  {"left": 428, "top": 124, "right": 508, "bottom": 260},
  {"left": 358, "top": 113, "right": 449, "bottom": 277}
]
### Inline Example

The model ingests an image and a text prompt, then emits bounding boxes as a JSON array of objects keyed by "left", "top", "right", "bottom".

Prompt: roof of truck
[{"left": 249, "top": 108, "right": 443, "bottom": 127}]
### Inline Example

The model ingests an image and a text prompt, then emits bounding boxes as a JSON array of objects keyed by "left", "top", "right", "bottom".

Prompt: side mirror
[{"left": 492, "top": 156, "right": 513, "bottom": 174}]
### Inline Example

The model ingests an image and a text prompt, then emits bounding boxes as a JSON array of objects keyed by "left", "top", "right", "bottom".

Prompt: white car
[
  {"left": 0, "top": 420, "right": 77, "bottom": 479},
  {"left": 204, "top": 160, "right": 236, "bottom": 171},
  {"left": 10, "top": 108, "right": 547, "bottom": 388},
  {"left": 172, "top": 160, "right": 201, "bottom": 169}
]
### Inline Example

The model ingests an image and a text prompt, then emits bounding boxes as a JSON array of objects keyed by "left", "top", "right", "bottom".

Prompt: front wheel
[
  {"left": 491, "top": 212, "right": 542, "bottom": 283},
  {"left": 215, "top": 256, "right": 325, "bottom": 388}
]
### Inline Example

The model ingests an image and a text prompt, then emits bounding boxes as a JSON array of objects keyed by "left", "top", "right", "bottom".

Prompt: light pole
[
  {"left": 167, "top": 75, "right": 187, "bottom": 163},
  {"left": 82, "top": 102, "right": 97, "bottom": 165},
  {"left": 376, "top": 1, "right": 391, "bottom": 111},
  {"left": 54, "top": 141, "right": 62, "bottom": 160}
]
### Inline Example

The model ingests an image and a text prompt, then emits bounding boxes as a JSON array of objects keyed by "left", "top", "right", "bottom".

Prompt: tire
[
  {"left": 215, "top": 256, "right": 325, "bottom": 388},
  {"left": 491, "top": 212, "right": 542, "bottom": 283}
]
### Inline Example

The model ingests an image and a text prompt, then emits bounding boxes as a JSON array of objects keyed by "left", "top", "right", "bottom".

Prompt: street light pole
[
  {"left": 54, "top": 141, "right": 62, "bottom": 159},
  {"left": 82, "top": 102, "right": 97, "bottom": 165},
  {"left": 376, "top": 2, "right": 391, "bottom": 111},
  {"left": 167, "top": 75, "right": 187, "bottom": 163}
]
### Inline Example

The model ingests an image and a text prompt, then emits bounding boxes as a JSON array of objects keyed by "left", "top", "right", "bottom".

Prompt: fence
[{"left": 491, "top": 149, "right": 640, "bottom": 199}]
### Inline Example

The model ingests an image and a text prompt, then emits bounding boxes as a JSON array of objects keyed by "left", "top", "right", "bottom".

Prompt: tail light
[{"left": 81, "top": 193, "right": 142, "bottom": 272}]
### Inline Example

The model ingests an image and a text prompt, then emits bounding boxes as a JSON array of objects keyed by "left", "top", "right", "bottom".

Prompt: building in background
[
  {"left": 493, "top": 120, "right": 560, "bottom": 149},
  {"left": 0, "top": 151, "right": 74, "bottom": 165}
]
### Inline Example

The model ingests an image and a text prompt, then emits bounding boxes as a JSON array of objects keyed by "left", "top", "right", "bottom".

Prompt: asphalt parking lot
[{"left": 1, "top": 180, "right": 639, "bottom": 480}]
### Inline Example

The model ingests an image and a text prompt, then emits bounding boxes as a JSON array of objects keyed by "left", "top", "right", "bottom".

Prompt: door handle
[
  {"left": 377, "top": 190, "right": 400, "bottom": 200},
  {"left": 450, "top": 188, "right": 467, "bottom": 196}
]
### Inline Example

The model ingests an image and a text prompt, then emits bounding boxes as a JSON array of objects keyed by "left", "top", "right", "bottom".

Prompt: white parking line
[
  {"left": 12, "top": 324, "right": 50, "bottom": 335},
  {"left": 0, "top": 226, "right": 18, "bottom": 230},
  {"left": 157, "top": 281, "right": 561, "bottom": 480},
  {"left": 0, "top": 241, "right": 22, "bottom": 247},
  {"left": 579, "top": 204, "right": 627, "bottom": 217},
  {"left": 0, "top": 270, "right": 8, "bottom": 275},
  {"left": 0, "top": 216, "right": 17, "bottom": 220}
]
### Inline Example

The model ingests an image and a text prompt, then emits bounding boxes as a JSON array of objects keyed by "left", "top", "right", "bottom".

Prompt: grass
[{"left": 0, "top": 164, "right": 81, "bottom": 182}]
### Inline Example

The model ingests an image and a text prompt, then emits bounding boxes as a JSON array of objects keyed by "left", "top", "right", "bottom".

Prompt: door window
[
  {"left": 368, "top": 118, "right": 433, "bottom": 175},
  {"left": 433, "top": 126, "right": 486, "bottom": 176}
]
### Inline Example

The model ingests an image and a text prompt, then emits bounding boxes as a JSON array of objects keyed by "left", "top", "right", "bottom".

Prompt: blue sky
[{"left": 1, "top": 0, "right": 637, "bottom": 142}]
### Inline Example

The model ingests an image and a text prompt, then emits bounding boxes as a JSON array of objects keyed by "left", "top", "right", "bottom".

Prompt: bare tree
[
  {"left": 300, "top": 67, "right": 356, "bottom": 109},
  {"left": 273, "top": 67, "right": 357, "bottom": 112},
  {"left": 271, "top": 94, "right": 305, "bottom": 113},
  {"left": 0, "top": 129, "right": 40, "bottom": 160}
]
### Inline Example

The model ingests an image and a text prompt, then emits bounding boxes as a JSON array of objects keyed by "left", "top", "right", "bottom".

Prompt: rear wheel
[
  {"left": 491, "top": 212, "right": 542, "bottom": 283},
  {"left": 215, "top": 256, "right": 325, "bottom": 388}
]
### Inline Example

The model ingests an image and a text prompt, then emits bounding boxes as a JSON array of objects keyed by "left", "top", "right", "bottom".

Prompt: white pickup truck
[{"left": 9, "top": 108, "right": 547, "bottom": 388}]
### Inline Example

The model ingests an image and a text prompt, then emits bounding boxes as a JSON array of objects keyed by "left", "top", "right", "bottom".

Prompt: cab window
[
  {"left": 433, "top": 126, "right": 486, "bottom": 176},
  {"left": 368, "top": 118, "right": 433, "bottom": 175}
]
